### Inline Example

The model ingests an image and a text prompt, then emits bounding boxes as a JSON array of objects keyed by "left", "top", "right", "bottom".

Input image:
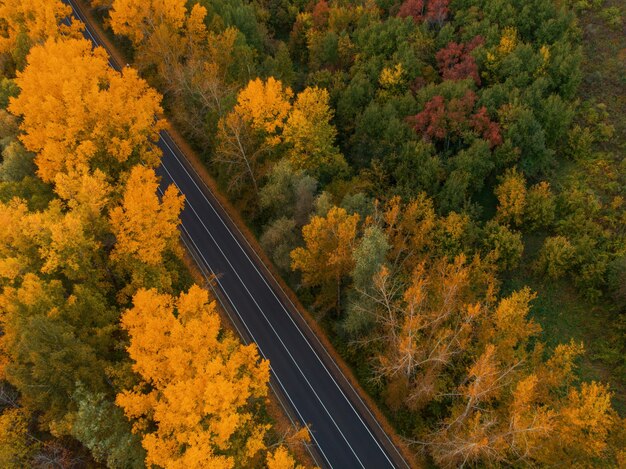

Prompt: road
[{"left": 65, "top": 2, "right": 410, "bottom": 467}]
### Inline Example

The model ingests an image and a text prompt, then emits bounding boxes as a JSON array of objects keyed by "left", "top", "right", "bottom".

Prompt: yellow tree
[
  {"left": 35, "top": 202, "right": 102, "bottom": 282},
  {"left": 109, "top": 0, "right": 188, "bottom": 45},
  {"left": 0, "top": 0, "right": 81, "bottom": 63},
  {"left": 109, "top": 165, "right": 184, "bottom": 266},
  {"left": 494, "top": 167, "right": 527, "bottom": 227},
  {"left": 233, "top": 77, "right": 293, "bottom": 143},
  {"left": 9, "top": 38, "right": 163, "bottom": 184},
  {"left": 266, "top": 447, "right": 306, "bottom": 469},
  {"left": 0, "top": 198, "right": 36, "bottom": 282},
  {"left": 215, "top": 77, "right": 293, "bottom": 194},
  {"left": 366, "top": 256, "right": 491, "bottom": 410},
  {"left": 283, "top": 86, "right": 347, "bottom": 178},
  {"left": 0, "top": 407, "right": 38, "bottom": 468},
  {"left": 116, "top": 286, "right": 272, "bottom": 468},
  {"left": 291, "top": 206, "right": 359, "bottom": 313}
]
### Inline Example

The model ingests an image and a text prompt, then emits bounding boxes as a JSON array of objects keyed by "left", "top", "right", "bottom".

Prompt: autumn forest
[{"left": 0, "top": 0, "right": 624, "bottom": 467}]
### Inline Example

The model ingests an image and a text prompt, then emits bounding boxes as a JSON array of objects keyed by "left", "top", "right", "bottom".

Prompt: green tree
[{"left": 71, "top": 385, "right": 145, "bottom": 469}]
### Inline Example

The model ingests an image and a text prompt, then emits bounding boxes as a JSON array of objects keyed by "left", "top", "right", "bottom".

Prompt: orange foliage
[
  {"left": 0, "top": 0, "right": 81, "bottom": 56},
  {"left": 109, "top": 165, "right": 184, "bottom": 265},
  {"left": 9, "top": 38, "right": 163, "bottom": 183},
  {"left": 116, "top": 286, "right": 271, "bottom": 468},
  {"left": 291, "top": 206, "right": 359, "bottom": 312}
]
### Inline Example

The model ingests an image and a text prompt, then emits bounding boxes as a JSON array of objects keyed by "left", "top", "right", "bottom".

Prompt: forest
[{"left": 1, "top": 0, "right": 625, "bottom": 467}]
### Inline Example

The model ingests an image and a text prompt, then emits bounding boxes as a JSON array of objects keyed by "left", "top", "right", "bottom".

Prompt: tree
[
  {"left": 494, "top": 167, "right": 527, "bottom": 226},
  {"left": 215, "top": 111, "right": 266, "bottom": 195},
  {"left": 397, "top": 0, "right": 448, "bottom": 25},
  {"left": 71, "top": 385, "right": 145, "bottom": 469},
  {"left": 379, "top": 195, "right": 438, "bottom": 270},
  {"left": 411, "top": 90, "right": 502, "bottom": 150},
  {"left": 435, "top": 37, "right": 483, "bottom": 85},
  {"left": 0, "top": 0, "right": 81, "bottom": 67},
  {"left": 266, "top": 447, "right": 305, "bottom": 469},
  {"left": 483, "top": 220, "right": 524, "bottom": 271},
  {"left": 260, "top": 217, "right": 299, "bottom": 272},
  {"left": 525, "top": 181, "right": 555, "bottom": 230},
  {"left": 535, "top": 236, "right": 575, "bottom": 280},
  {"left": 368, "top": 256, "right": 493, "bottom": 410},
  {"left": 116, "top": 286, "right": 272, "bottom": 468},
  {"left": 233, "top": 77, "right": 293, "bottom": 144},
  {"left": 291, "top": 206, "right": 359, "bottom": 313},
  {"left": 283, "top": 86, "right": 348, "bottom": 180},
  {"left": 0, "top": 274, "right": 115, "bottom": 428},
  {"left": 0, "top": 407, "right": 38, "bottom": 468},
  {"left": 0, "top": 141, "right": 35, "bottom": 182},
  {"left": 110, "top": 165, "right": 184, "bottom": 266},
  {"left": 215, "top": 78, "right": 293, "bottom": 194},
  {"left": 259, "top": 160, "right": 317, "bottom": 227},
  {"left": 9, "top": 38, "right": 164, "bottom": 184},
  {"left": 345, "top": 226, "right": 390, "bottom": 334},
  {"left": 109, "top": 0, "right": 188, "bottom": 45}
]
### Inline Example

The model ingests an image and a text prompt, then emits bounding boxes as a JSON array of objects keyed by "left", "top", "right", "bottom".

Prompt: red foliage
[
  {"left": 471, "top": 106, "right": 503, "bottom": 147},
  {"left": 413, "top": 95, "right": 447, "bottom": 140},
  {"left": 436, "top": 36, "right": 483, "bottom": 85},
  {"left": 398, "top": 0, "right": 448, "bottom": 25},
  {"left": 398, "top": 0, "right": 425, "bottom": 21},
  {"left": 425, "top": 0, "right": 449, "bottom": 25},
  {"left": 411, "top": 90, "right": 502, "bottom": 147},
  {"left": 312, "top": 0, "right": 330, "bottom": 29}
]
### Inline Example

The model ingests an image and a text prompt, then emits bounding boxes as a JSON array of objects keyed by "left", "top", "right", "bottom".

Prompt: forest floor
[{"left": 507, "top": 1, "right": 626, "bottom": 413}]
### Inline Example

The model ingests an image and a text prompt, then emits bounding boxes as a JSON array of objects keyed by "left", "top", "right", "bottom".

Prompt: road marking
[
  {"left": 159, "top": 163, "right": 364, "bottom": 468},
  {"left": 65, "top": 1, "right": 408, "bottom": 466},
  {"left": 161, "top": 135, "right": 402, "bottom": 468},
  {"left": 157, "top": 188, "right": 328, "bottom": 468}
]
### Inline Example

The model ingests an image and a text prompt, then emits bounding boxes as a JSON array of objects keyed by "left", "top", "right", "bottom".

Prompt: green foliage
[
  {"left": 260, "top": 216, "right": 299, "bottom": 272},
  {"left": 483, "top": 220, "right": 524, "bottom": 270},
  {"left": 71, "top": 385, "right": 145, "bottom": 469},
  {"left": 600, "top": 6, "right": 623, "bottom": 29}
]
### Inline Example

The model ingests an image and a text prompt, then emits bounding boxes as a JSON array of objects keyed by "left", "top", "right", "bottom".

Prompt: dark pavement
[{"left": 65, "top": 2, "right": 411, "bottom": 467}]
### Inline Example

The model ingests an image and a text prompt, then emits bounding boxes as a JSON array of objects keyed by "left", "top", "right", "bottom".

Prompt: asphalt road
[{"left": 65, "top": 2, "right": 410, "bottom": 467}]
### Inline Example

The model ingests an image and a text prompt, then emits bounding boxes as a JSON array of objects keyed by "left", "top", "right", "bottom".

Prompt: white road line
[
  {"left": 161, "top": 135, "right": 402, "bottom": 468},
  {"left": 155, "top": 192, "right": 329, "bottom": 468},
  {"left": 66, "top": 1, "right": 406, "bottom": 465},
  {"left": 159, "top": 163, "right": 364, "bottom": 468},
  {"left": 69, "top": 2, "right": 327, "bottom": 464}
]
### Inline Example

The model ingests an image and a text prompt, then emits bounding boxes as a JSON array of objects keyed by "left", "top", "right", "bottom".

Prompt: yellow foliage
[
  {"left": 266, "top": 446, "right": 306, "bottom": 469},
  {"left": 0, "top": 199, "right": 31, "bottom": 281},
  {"left": 0, "top": 408, "right": 36, "bottom": 468},
  {"left": 110, "top": 165, "right": 184, "bottom": 265},
  {"left": 491, "top": 288, "right": 541, "bottom": 362},
  {"left": 560, "top": 382, "right": 614, "bottom": 456},
  {"left": 283, "top": 86, "right": 346, "bottom": 176},
  {"left": 116, "top": 286, "right": 271, "bottom": 468},
  {"left": 379, "top": 63, "right": 405, "bottom": 90},
  {"left": 9, "top": 38, "right": 163, "bottom": 183},
  {"left": 54, "top": 167, "right": 112, "bottom": 222},
  {"left": 109, "top": 0, "right": 188, "bottom": 45},
  {"left": 234, "top": 77, "right": 293, "bottom": 143},
  {"left": 38, "top": 206, "right": 100, "bottom": 278},
  {"left": 0, "top": 0, "right": 81, "bottom": 55},
  {"left": 498, "top": 27, "right": 518, "bottom": 56},
  {"left": 291, "top": 206, "right": 359, "bottom": 310},
  {"left": 495, "top": 167, "right": 527, "bottom": 226}
]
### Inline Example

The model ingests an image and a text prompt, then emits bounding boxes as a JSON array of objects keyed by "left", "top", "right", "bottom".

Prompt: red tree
[
  {"left": 425, "top": 0, "right": 449, "bottom": 26},
  {"left": 436, "top": 36, "right": 483, "bottom": 85},
  {"left": 411, "top": 90, "right": 502, "bottom": 147},
  {"left": 398, "top": 0, "right": 448, "bottom": 25},
  {"left": 312, "top": 0, "right": 330, "bottom": 29},
  {"left": 398, "top": 0, "right": 426, "bottom": 21}
]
